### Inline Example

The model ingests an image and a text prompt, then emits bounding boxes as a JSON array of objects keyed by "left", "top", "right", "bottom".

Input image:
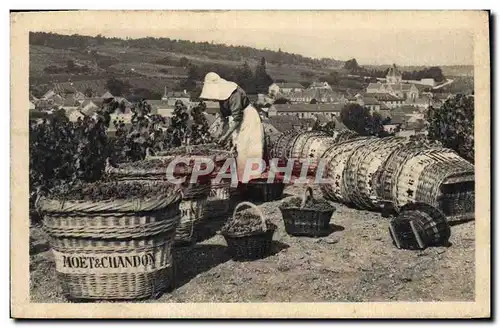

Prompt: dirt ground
[{"left": 30, "top": 184, "right": 475, "bottom": 303}]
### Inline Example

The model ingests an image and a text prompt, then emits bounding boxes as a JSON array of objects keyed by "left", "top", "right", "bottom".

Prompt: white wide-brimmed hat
[{"left": 199, "top": 72, "right": 238, "bottom": 101}]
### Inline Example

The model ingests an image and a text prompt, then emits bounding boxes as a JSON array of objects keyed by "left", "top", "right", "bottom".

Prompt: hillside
[
  {"left": 29, "top": 32, "right": 474, "bottom": 98},
  {"left": 29, "top": 32, "right": 345, "bottom": 97}
]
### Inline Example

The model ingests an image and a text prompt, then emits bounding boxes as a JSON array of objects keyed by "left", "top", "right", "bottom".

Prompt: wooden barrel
[{"left": 319, "top": 137, "right": 373, "bottom": 202}]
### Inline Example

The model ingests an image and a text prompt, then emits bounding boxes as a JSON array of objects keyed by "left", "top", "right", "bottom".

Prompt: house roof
[
  {"left": 274, "top": 103, "right": 344, "bottom": 113},
  {"left": 367, "top": 82, "right": 382, "bottom": 89},
  {"left": 370, "top": 93, "right": 404, "bottom": 101},
  {"left": 63, "top": 97, "right": 79, "bottom": 107},
  {"left": 276, "top": 82, "right": 304, "bottom": 89},
  {"left": 268, "top": 115, "right": 315, "bottom": 133},
  {"left": 392, "top": 105, "right": 419, "bottom": 114},
  {"left": 331, "top": 116, "right": 349, "bottom": 131},
  {"left": 101, "top": 91, "right": 114, "bottom": 99},
  {"left": 362, "top": 97, "right": 380, "bottom": 105}
]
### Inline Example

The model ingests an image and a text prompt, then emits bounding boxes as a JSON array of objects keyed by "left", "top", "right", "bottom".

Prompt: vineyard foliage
[{"left": 29, "top": 100, "right": 177, "bottom": 217}]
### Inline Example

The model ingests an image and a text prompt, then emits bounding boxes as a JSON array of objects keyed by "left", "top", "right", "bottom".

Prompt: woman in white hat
[{"left": 199, "top": 72, "right": 265, "bottom": 181}]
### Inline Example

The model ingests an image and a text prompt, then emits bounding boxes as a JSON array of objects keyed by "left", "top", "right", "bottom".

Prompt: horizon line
[{"left": 30, "top": 31, "right": 474, "bottom": 68}]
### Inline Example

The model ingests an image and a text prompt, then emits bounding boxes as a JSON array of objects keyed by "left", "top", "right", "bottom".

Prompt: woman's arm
[{"left": 218, "top": 89, "right": 246, "bottom": 145}]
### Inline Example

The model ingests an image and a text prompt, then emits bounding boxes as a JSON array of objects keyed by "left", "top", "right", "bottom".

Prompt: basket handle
[
  {"left": 301, "top": 186, "right": 314, "bottom": 209},
  {"left": 233, "top": 201, "right": 267, "bottom": 232}
]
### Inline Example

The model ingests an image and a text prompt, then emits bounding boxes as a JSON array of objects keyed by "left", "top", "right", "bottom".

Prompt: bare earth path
[{"left": 30, "top": 184, "right": 475, "bottom": 303}]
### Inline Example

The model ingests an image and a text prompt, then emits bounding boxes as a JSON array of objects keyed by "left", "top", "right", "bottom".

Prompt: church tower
[{"left": 386, "top": 63, "right": 402, "bottom": 84}]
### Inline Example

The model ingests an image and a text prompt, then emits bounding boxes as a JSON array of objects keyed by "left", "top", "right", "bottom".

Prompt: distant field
[{"left": 439, "top": 76, "right": 474, "bottom": 94}]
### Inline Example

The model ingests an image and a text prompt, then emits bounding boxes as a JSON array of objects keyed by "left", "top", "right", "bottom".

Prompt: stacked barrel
[{"left": 271, "top": 130, "right": 475, "bottom": 220}]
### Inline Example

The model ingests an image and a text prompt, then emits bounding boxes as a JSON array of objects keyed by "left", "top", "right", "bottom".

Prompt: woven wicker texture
[
  {"left": 301, "top": 135, "right": 339, "bottom": 174},
  {"left": 389, "top": 202, "right": 451, "bottom": 250},
  {"left": 271, "top": 129, "right": 301, "bottom": 159},
  {"left": 174, "top": 197, "right": 209, "bottom": 245},
  {"left": 242, "top": 178, "right": 285, "bottom": 203},
  {"left": 352, "top": 137, "right": 408, "bottom": 209},
  {"left": 204, "top": 179, "right": 236, "bottom": 219},
  {"left": 343, "top": 138, "right": 384, "bottom": 208},
  {"left": 146, "top": 144, "right": 232, "bottom": 168},
  {"left": 279, "top": 187, "right": 335, "bottom": 237},
  {"left": 222, "top": 201, "right": 276, "bottom": 261},
  {"left": 39, "top": 181, "right": 181, "bottom": 300},
  {"left": 319, "top": 137, "right": 374, "bottom": 202}
]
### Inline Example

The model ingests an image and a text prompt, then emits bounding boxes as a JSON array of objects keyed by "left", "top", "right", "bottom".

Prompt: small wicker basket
[
  {"left": 221, "top": 202, "right": 276, "bottom": 261},
  {"left": 279, "top": 187, "right": 336, "bottom": 237},
  {"left": 388, "top": 202, "right": 451, "bottom": 250},
  {"left": 241, "top": 176, "right": 285, "bottom": 203}
]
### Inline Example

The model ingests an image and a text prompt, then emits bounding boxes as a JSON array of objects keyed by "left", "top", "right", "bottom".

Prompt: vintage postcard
[{"left": 11, "top": 10, "right": 490, "bottom": 318}]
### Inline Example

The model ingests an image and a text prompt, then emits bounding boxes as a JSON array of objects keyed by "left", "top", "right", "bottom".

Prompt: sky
[{"left": 42, "top": 11, "right": 476, "bottom": 66}]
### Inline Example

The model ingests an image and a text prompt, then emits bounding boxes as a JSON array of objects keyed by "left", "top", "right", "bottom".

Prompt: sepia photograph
[{"left": 10, "top": 10, "right": 490, "bottom": 318}]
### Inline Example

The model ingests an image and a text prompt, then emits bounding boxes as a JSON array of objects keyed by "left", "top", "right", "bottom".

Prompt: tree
[
  {"left": 313, "top": 120, "right": 337, "bottom": 135},
  {"left": 426, "top": 94, "right": 474, "bottom": 163},
  {"left": 344, "top": 58, "right": 360, "bottom": 72},
  {"left": 301, "top": 81, "right": 312, "bottom": 89},
  {"left": 237, "top": 61, "right": 255, "bottom": 94},
  {"left": 179, "top": 56, "right": 189, "bottom": 68},
  {"left": 310, "top": 99, "right": 318, "bottom": 104},
  {"left": 340, "top": 103, "right": 383, "bottom": 136},
  {"left": 105, "top": 77, "right": 130, "bottom": 97},
  {"left": 84, "top": 87, "right": 94, "bottom": 98},
  {"left": 254, "top": 57, "right": 274, "bottom": 94}
]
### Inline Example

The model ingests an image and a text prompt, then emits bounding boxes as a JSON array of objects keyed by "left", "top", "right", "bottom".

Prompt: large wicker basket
[
  {"left": 279, "top": 187, "right": 336, "bottom": 237},
  {"left": 38, "top": 181, "right": 182, "bottom": 301},
  {"left": 221, "top": 202, "right": 276, "bottom": 261},
  {"left": 319, "top": 137, "right": 373, "bottom": 202},
  {"left": 105, "top": 158, "right": 212, "bottom": 246},
  {"left": 388, "top": 202, "right": 451, "bottom": 250}
]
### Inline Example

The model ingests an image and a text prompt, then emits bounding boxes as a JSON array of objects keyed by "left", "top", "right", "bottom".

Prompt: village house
[
  {"left": 146, "top": 99, "right": 174, "bottom": 118},
  {"left": 369, "top": 93, "right": 405, "bottom": 109},
  {"left": 309, "top": 81, "right": 332, "bottom": 90},
  {"left": 288, "top": 88, "right": 346, "bottom": 104},
  {"left": 161, "top": 87, "right": 191, "bottom": 107},
  {"left": 366, "top": 64, "right": 419, "bottom": 101},
  {"left": 270, "top": 82, "right": 305, "bottom": 95},
  {"left": 272, "top": 103, "right": 344, "bottom": 119},
  {"left": 349, "top": 94, "right": 386, "bottom": 114}
]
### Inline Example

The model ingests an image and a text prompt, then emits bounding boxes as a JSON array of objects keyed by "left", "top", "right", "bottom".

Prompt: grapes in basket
[
  {"left": 280, "top": 196, "right": 334, "bottom": 212},
  {"left": 49, "top": 181, "right": 179, "bottom": 201},
  {"left": 221, "top": 209, "right": 274, "bottom": 235}
]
